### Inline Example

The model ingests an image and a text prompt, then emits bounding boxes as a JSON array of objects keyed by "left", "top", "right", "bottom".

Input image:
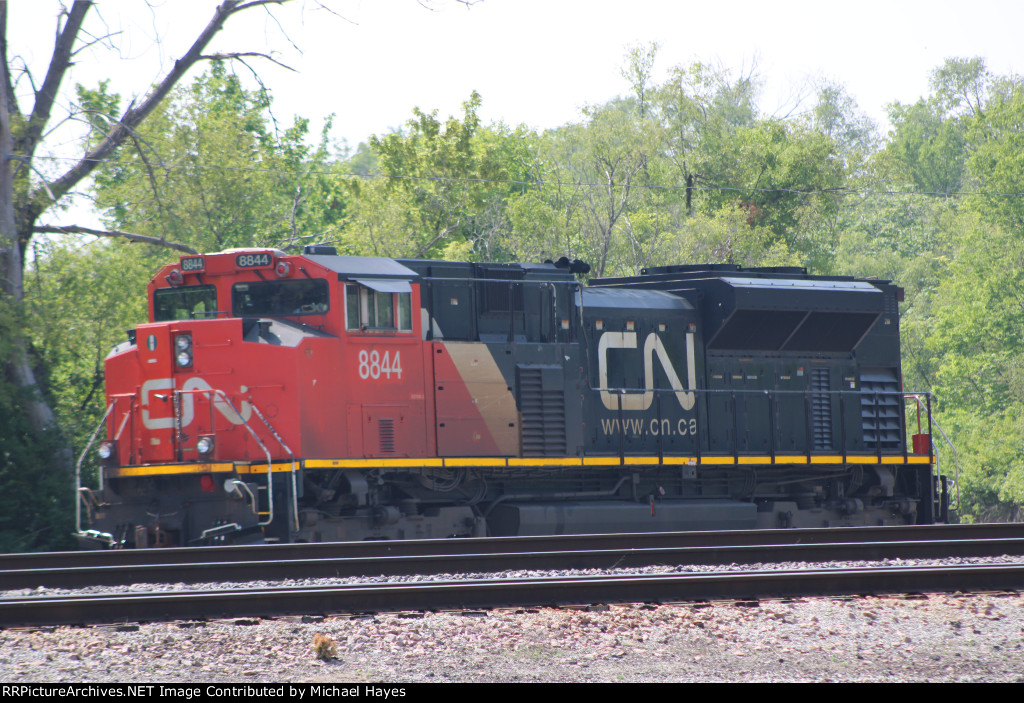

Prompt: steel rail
[
  {"left": 4, "top": 536, "right": 1024, "bottom": 591},
  {"left": 1, "top": 563, "right": 1021, "bottom": 628},
  {"left": 5, "top": 523, "right": 1023, "bottom": 573}
]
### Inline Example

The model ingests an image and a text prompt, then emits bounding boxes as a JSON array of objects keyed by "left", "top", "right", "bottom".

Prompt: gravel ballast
[
  {"left": 2, "top": 557, "right": 1023, "bottom": 683},
  {"left": 1, "top": 593, "right": 1022, "bottom": 683}
]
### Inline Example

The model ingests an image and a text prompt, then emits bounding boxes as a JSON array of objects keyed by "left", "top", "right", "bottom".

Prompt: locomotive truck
[{"left": 75, "top": 246, "right": 949, "bottom": 548}]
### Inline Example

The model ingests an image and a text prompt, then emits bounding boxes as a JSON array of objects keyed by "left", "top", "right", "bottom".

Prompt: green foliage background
[{"left": 8, "top": 52, "right": 1024, "bottom": 551}]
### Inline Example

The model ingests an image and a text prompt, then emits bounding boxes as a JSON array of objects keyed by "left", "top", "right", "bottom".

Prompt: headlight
[
  {"left": 97, "top": 442, "right": 114, "bottom": 460},
  {"left": 174, "top": 334, "right": 193, "bottom": 368},
  {"left": 196, "top": 436, "right": 215, "bottom": 455}
]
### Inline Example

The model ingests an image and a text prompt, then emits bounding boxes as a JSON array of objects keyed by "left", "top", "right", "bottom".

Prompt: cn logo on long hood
[
  {"left": 140, "top": 376, "right": 253, "bottom": 430},
  {"left": 598, "top": 332, "right": 696, "bottom": 411}
]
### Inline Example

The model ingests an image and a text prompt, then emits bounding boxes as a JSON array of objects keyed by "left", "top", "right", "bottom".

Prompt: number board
[
  {"left": 235, "top": 252, "right": 273, "bottom": 269},
  {"left": 180, "top": 256, "right": 205, "bottom": 272},
  {"left": 358, "top": 349, "right": 404, "bottom": 381}
]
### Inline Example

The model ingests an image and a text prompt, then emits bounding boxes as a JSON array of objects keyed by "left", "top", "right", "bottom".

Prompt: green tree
[
  {"left": 87, "top": 63, "right": 347, "bottom": 253},
  {"left": 966, "top": 85, "right": 1024, "bottom": 231},
  {"left": 504, "top": 130, "right": 589, "bottom": 264},
  {"left": 573, "top": 98, "right": 662, "bottom": 276},
  {"left": 811, "top": 82, "right": 877, "bottom": 160},
  {"left": 886, "top": 99, "right": 968, "bottom": 196},
  {"left": 658, "top": 206, "right": 799, "bottom": 269},
  {"left": 346, "top": 92, "right": 532, "bottom": 261},
  {"left": 23, "top": 238, "right": 154, "bottom": 493},
  {"left": 652, "top": 60, "right": 759, "bottom": 215},
  {"left": 0, "top": 297, "right": 73, "bottom": 551},
  {"left": 883, "top": 57, "right": 1018, "bottom": 198}
]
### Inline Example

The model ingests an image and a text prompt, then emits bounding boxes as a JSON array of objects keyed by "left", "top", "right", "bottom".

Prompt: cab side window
[{"left": 346, "top": 283, "right": 412, "bottom": 332}]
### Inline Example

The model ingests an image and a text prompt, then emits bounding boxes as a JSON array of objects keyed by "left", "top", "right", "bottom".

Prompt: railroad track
[
  {"left": 3, "top": 524, "right": 1022, "bottom": 628},
  {"left": 9, "top": 524, "right": 1021, "bottom": 572},
  {"left": 2, "top": 563, "right": 1022, "bottom": 629},
  {"left": 3, "top": 523, "right": 1024, "bottom": 591}
]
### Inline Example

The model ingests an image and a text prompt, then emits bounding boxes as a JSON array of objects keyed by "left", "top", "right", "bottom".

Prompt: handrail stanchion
[
  {"left": 248, "top": 403, "right": 301, "bottom": 533},
  {"left": 804, "top": 391, "right": 813, "bottom": 465},
  {"left": 656, "top": 391, "right": 664, "bottom": 463},
  {"left": 927, "top": 394, "right": 934, "bottom": 463},
  {"left": 875, "top": 392, "right": 882, "bottom": 463},
  {"left": 899, "top": 391, "right": 908, "bottom": 463},
  {"left": 618, "top": 389, "right": 626, "bottom": 465},
  {"left": 694, "top": 390, "right": 703, "bottom": 465},
  {"left": 75, "top": 403, "right": 114, "bottom": 538},
  {"left": 839, "top": 391, "right": 847, "bottom": 463},
  {"left": 731, "top": 390, "right": 739, "bottom": 464}
]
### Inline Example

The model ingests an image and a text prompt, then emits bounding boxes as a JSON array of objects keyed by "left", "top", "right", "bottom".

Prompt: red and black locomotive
[{"left": 76, "top": 246, "right": 949, "bottom": 548}]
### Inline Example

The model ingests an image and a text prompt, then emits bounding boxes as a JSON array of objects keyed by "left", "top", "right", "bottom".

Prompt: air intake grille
[
  {"left": 518, "top": 366, "right": 566, "bottom": 457},
  {"left": 860, "top": 370, "right": 902, "bottom": 450},
  {"left": 378, "top": 418, "right": 395, "bottom": 455},
  {"left": 810, "top": 368, "right": 833, "bottom": 450}
]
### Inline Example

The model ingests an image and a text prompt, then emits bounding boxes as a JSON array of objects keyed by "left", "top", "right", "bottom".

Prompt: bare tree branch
[
  {"left": 44, "top": 0, "right": 292, "bottom": 206},
  {"left": 199, "top": 51, "right": 296, "bottom": 72},
  {"left": 33, "top": 224, "right": 199, "bottom": 254},
  {"left": 313, "top": 1, "right": 358, "bottom": 25},
  {"left": 226, "top": 56, "right": 284, "bottom": 136},
  {"left": 125, "top": 131, "right": 177, "bottom": 243},
  {"left": 0, "top": 7, "right": 20, "bottom": 117},
  {"left": 17, "top": 1, "right": 92, "bottom": 160},
  {"left": 6, "top": 54, "right": 35, "bottom": 105},
  {"left": 69, "top": 29, "right": 122, "bottom": 58},
  {"left": 72, "top": 109, "right": 171, "bottom": 171},
  {"left": 235, "top": 0, "right": 291, "bottom": 12},
  {"left": 413, "top": 224, "right": 459, "bottom": 258},
  {"left": 7, "top": 155, "right": 58, "bottom": 204},
  {"left": 262, "top": 1, "right": 304, "bottom": 53}
]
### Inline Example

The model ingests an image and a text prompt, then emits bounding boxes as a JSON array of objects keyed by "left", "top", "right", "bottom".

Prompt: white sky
[{"left": 10, "top": 0, "right": 1024, "bottom": 224}]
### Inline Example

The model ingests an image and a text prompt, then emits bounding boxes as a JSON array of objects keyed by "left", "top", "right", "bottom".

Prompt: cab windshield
[
  {"left": 153, "top": 285, "right": 218, "bottom": 322},
  {"left": 231, "top": 279, "right": 329, "bottom": 317}
]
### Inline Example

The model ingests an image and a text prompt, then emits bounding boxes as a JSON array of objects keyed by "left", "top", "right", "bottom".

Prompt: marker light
[{"left": 275, "top": 261, "right": 292, "bottom": 278}]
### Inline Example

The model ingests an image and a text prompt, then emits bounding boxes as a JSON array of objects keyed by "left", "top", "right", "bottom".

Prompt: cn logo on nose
[{"left": 140, "top": 376, "right": 252, "bottom": 430}]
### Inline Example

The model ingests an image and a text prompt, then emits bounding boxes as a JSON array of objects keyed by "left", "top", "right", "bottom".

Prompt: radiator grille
[
  {"left": 860, "top": 370, "right": 902, "bottom": 450},
  {"left": 518, "top": 367, "right": 566, "bottom": 457},
  {"left": 810, "top": 368, "right": 833, "bottom": 450},
  {"left": 378, "top": 418, "right": 395, "bottom": 455}
]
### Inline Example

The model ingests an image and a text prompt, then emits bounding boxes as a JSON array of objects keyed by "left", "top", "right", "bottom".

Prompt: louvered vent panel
[
  {"left": 518, "top": 367, "right": 566, "bottom": 457},
  {"left": 885, "top": 293, "right": 898, "bottom": 315},
  {"left": 810, "top": 368, "right": 833, "bottom": 450},
  {"left": 378, "top": 418, "right": 396, "bottom": 455},
  {"left": 860, "top": 370, "right": 902, "bottom": 450}
]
